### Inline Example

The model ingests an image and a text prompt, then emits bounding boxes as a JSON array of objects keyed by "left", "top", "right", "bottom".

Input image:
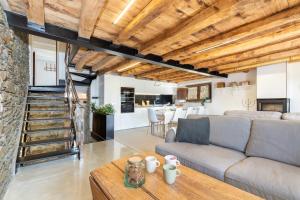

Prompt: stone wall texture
[{"left": 0, "top": 5, "right": 29, "bottom": 199}]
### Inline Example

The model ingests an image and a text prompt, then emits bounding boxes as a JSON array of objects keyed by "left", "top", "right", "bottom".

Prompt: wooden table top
[{"left": 90, "top": 152, "right": 263, "bottom": 200}]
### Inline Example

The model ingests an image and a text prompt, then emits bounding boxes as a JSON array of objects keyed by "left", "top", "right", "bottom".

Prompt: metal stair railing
[{"left": 64, "top": 44, "right": 85, "bottom": 153}]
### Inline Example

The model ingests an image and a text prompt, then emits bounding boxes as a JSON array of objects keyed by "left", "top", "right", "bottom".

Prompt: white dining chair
[
  {"left": 168, "top": 108, "right": 183, "bottom": 129},
  {"left": 185, "top": 107, "right": 194, "bottom": 118},
  {"left": 197, "top": 106, "right": 205, "bottom": 115},
  {"left": 147, "top": 108, "right": 164, "bottom": 136}
]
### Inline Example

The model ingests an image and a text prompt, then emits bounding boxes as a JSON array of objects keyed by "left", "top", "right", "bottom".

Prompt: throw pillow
[{"left": 176, "top": 118, "right": 210, "bottom": 145}]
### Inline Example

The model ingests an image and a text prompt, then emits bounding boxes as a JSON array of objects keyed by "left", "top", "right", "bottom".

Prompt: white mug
[
  {"left": 163, "top": 164, "right": 181, "bottom": 184},
  {"left": 145, "top": 156, "right": 160, "bottom": 173},
  {"left": 164, "top": 155, "right": 180, "bottom": 166}
]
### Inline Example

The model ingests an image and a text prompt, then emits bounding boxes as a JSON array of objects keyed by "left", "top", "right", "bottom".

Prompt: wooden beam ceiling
[
  {"left": 75, "top": 51, "right": 98, "bottom": 70},
  {"left": 213, "top": 48, "right": 300, "bottom": 72},
  {"left": 164, "top": 4, "right": 300, "bottom": 61},
  {"left": 6, "top": 0, "right": 300, "bottom": 81},
  {"left": 139, "top": 0, "right": 239, "bottom": 54},
  {"left": 27, "top": 0, "right": 44, "bottom": 27},
  {"left": 78, "top": 0, "right": 107, "bottom": 39},
  {"left": 184, "top": 23, "right": 300, "bottom": 65},
  {"left": 92, "top": 56, "right": 122, "bottom": 71},
  {"left": 120, "top": 64, "right": 155, "bottom": 76},
  {"left": 197, "top": 37, "right": 300, "bottom": 69},
  {"left": 136, "top": 68, "right": 174, "bottom": 78},
  {"left": 117, "top": 0, "right": 174, "bottom": 42}
]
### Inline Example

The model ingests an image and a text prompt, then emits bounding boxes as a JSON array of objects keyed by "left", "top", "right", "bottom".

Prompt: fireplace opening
[{"left": 257, "top": 98, "right": 290, "bottom": 113}]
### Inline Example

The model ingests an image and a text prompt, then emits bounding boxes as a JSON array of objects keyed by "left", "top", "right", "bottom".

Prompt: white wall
[
  {"left": 287, "top": 62, "right": 300, "bottom": 112},
  {"left": 257, "top": 62, "right": 287, "bottom": 98},
  {"left": 179, "top": 70, "right": 257, "bottom": 115},
  {"left": 29, "top": 35, "right": 66, "bottom": 86}
]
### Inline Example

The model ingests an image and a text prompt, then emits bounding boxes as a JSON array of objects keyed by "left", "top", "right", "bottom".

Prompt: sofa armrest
[{"left": 165, "top": 128, "right": 177, "bottom": 143}]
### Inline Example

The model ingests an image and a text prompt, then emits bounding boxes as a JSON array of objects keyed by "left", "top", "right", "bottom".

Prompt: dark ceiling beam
[{"left": 4, "top": 11, "right": 227, "bottom": 78}]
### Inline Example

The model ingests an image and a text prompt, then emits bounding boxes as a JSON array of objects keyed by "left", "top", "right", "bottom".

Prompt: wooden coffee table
[{"left": 89, "top": 152, "right": 262, "bottom": 200}]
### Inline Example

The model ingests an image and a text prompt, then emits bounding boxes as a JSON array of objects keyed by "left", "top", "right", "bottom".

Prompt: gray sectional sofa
[{"left": 155, "top": 115, "right": 300, "bottom": 200}]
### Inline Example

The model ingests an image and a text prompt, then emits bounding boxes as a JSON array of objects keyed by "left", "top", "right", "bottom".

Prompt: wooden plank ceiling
[{"left": 6, "top": 0, "right": 300, "bottom": 83}]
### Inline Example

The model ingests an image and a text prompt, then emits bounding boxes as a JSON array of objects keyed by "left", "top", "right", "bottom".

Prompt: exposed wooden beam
[
  {"left": 78, "top": 0, "right": 106, "bottom": 39},
  {"left": 154, "top": 71, "right": 187, "bottom": 80},
  {"left": 120, "top": 64, "right": 154, "bottom": 76},
  {"left": 98, "top": 60, "right": 141, "bottom": 74},
  {"left": 184, "top": 22, "right": 300, "bottom": 65},
  {"left": 92, "top": 56, "right": 117, "bottom": 71},
  {"left": 27, "top": 0, "right": 45, "bottom": 27},
  {"left": 136, "top": 68, "right": 174, "bottom": 78},
  {"left": 75, "top": 51, "right": 98, "bottom": 70},
  {"left": 140, "top": 0, "right": 241, "bottom": 53},
  {"left": 196, "top": 37, "right": 300, "bottom": 68},
  {"left": 214, "top": 48, "right": 300, "bottom": 71},
  {"left": 164, "top": 4, "right": 300, "bottom": 61},
  {"left": 117, "top": 0, "right": 174, "bottom": 42}
]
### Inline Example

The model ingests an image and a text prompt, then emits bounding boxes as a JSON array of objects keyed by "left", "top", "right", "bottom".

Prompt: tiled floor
[{"left": 4, "top": 127, "right": 164, "bottom": 200}]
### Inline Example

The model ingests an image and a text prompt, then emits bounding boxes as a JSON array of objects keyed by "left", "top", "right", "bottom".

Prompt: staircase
[{"left": 16, "top": 85, "right": 80, "bottom": 168}]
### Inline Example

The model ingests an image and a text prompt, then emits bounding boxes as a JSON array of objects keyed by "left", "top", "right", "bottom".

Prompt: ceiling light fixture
[
  {"left": 118, "top": 62, "right": 141, "bottom": 72},
  {"left": 195, "top": 38, "right": 241, "bottom": 54},
  {"left": 113, "top": 0, "right": 136, "bottom": 25}
]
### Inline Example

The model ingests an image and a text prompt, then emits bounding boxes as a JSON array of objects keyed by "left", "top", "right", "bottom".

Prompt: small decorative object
[
  {"left": 216, "top": 82, "right": 225, "bottom": 88},
  {"left": 200, "top": 97, "right": 209, "bottom": 106},
  {"left": 239, "top": 81, "right": 250, "bottom": 86},
  {"left": 228, "top": 82, "right": 238, "bottom": 87},
  {"left": 91, "top": 103, "right": 115, "bottom": 141},
  {"left": 242, "top": 98, "right": 256, "bottom": 111},
  {"left": 124, "top": 156, "right": 145, "bottom": 188},
  {"left": 44, "top": 62, "right": 56, "bottom": 72}
]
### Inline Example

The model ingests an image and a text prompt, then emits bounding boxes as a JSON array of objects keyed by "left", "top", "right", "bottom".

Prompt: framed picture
[
  {"left": 187, "top": 86, "right": 198, "bottom": 101},
  {"left": 199, "top": 83, "right": 212, "bottom": 102},
  {"left": 186, "top": 83, "right": 212, "bottom": 102}
]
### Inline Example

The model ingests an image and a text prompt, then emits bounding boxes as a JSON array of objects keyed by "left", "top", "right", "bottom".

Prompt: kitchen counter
[{"left": 114, "top": 105, "right": 174, "bottom": 130}]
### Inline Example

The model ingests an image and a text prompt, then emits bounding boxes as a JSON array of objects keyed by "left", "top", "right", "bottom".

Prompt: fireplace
[{"left": 257, "top": 98, "right": 290, "bottom": 113}]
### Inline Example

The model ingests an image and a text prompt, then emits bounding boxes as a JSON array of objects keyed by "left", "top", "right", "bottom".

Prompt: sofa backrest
[
  {"left": 187, "top": 115, "right": 252, "bottom": 152},
  {"left": 209, "top": 116, "right": 252, "bottom": 152},
  {"left": 282, "top": 113, "right": 300, "bottom": 120},
  {"left": 224, "top": 110, "right": 282, "bottom": 120},
  {"left": 246, "top": 120, "right": 300, "bottom": 166}
]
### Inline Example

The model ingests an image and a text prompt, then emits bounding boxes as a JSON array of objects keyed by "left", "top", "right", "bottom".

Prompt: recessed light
[
  {"left": 118, "top": 62, "right": 141, "bottom": 72},
  {"left": 113, "top": 0, "right": 136, "bottom": 25}
]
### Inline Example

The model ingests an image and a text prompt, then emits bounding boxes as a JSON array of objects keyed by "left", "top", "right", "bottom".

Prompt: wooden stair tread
[
  {"left": 23, "top": 127, "right": 73, "bottom": 134},
  {"left": 20, "top": 137, "right": 73, "bottom": 147}
]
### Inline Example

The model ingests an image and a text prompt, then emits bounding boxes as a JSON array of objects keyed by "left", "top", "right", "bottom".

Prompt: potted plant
[{"left": 91, "top": 103, "right": 115, "bottom": 141}]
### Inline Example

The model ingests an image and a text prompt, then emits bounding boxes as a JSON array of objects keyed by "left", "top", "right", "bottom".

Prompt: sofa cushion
[
  {"left": 209, "top": 116, "right": 251, "bottom": 152},
  {"left": 155, "top": 142, "right": 246, "bottom": 180},
  {"left": 246, "top": 120, "right": 300, "bottom": 166},
  {"left": 187, "top": 115, "right": 252, "bottom": 152},
  {"left": 224, "top": 110, "right": 282, "bottom": 120},
  {"left": 225, "top": 157, "right": 300, "bottom": 200},
  {"left": 176, "top": 118, "right": 210, "bottom": 145}
]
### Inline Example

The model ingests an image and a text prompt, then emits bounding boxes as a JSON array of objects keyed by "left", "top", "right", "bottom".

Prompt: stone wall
[{"left": 0, "top": 5, "right": 29, "bottom": 199}]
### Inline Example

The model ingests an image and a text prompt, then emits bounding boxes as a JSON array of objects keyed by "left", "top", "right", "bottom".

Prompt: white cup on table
[
  {"left": 145, "top": 156, "right": 160, "bottom": 173},
  {"left": 164, "top": 155, "right": 181, "bottom": 166}
]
